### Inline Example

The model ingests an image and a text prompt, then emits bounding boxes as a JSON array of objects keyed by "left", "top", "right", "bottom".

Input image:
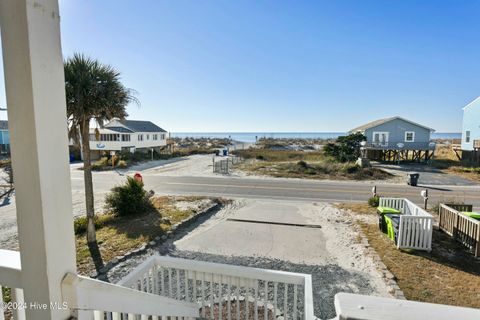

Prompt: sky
[{"left": 1, "top": 0, "right": 480, "bottom": 132}]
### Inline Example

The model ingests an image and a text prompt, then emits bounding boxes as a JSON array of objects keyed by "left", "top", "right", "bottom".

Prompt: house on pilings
[{"left": 349, "top": 116, "right": 436, "bottom": 163}]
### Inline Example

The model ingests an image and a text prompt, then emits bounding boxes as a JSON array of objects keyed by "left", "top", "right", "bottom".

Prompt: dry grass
[
  {"left": 358, "top": 222, "right": 480, "bottom": 307},
  {"left": 233, "top": 149, "right": 325, "bottom": 162},
  {"left": 334, "top": 203, "right": 377, "bottom": 215},
  {"left": 76, "top": 196, "right": 222, "bottom": 275},
  {"left": 431, "top": 145, "right": 480, "bottom": 181},
  {"left": 233, "top": 150, "right": 391, "bottom": 180}
]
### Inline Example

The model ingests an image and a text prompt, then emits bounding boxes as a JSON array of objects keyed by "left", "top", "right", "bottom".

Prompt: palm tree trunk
[{"left": 80, "top": 118, "right": 96, "bottom": 244}]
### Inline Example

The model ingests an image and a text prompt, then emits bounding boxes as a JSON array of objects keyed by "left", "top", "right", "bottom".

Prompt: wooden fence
[
  {"left": 439, "top": 204, "right": 480, "bottom": 257},
  {"left": 379, "top": 198, "right": 433, "bottom": 251}
]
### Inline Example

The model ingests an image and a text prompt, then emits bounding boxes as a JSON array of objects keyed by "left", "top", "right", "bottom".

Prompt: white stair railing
[
  {"left": 0, "top": 249, "right": 199, "bottom": 320},
  {"left": 119, "top": 256, "right": 315, "bottom": 320}
]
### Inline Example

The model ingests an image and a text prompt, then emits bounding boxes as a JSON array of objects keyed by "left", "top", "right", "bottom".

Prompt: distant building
[
  {"left": 0, "top": 120, "right": 10, "bottom": 154},
  {"left": 89, "top": 119, "right": 168, "bottom": 158},
  {"left": 349, "top": 116, "right": 435, "bottom": 162},
  {"left": 461, "top": 97, "right": 480, "bottom": 151}
]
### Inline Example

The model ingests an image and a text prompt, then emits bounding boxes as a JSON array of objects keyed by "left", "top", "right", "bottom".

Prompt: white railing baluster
[
  {"left": 254, "top": 280, "right": 258, "bottom": 320},
  {"left": 146, "top": 270, "right": 151, "bottom": 293},
  {"left": 193, "top": 271, "right": 197, "bottom": 303},
  {"left": 210, "top": 273, "right": 214, "bottom": 320},
  {"left": 168, "top": 269, "right": 173, "bottom": 298},
  {"left": 293, "top": 285, "right": 298, "bottom": 320},
  {"left": 201, "top": 272, "right": 206, "bottom": 318},
  {"left": 219, "top": 274, "right": 223, "bottom": 320},
  {"left": 112, "top": 312, "right": 121, "bottom": 320},
  {"left": 177, "top": 269, "right": 181, "bottom": 300},
  {"left": 93, "top": 310, "right": 103, "bottom": 320},
  {"left": 11, "top": 288, "right": 26, "bottom": 320},
  {"left": 0, "top": 285, "right": 5, "bottom": 320},
  {"left": 245, "top": 282, "right": 249, "bottom": 320},
  {"left": 161, "top": 267, "right": 165, "bottom": 296},
  {"left": 264, "top": 281, "right": 268, "bottom": 320},
  {"left": 227, "top": 276, "right": 232, "bottom": 320},
  {"left": 153, "top": 265, "right": 158, "bottom": 294},
  {"left": 184, "top": 269, "right": 189, "bottom": 302},
  {"left": 274, "top": 282, "right": 278, "bottom": 319},
  {"left": 235, "top": 279, "right": 240, "bottom": 320},
  {"left": 284, "top": 283, "right": 288, "bottom": 319}
]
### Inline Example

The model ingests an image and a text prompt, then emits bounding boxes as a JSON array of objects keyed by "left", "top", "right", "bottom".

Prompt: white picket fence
[
  {"left": 379, "top": 198, "right": 433, "bottom": 251},
  {"left": 119, "top": 255, "right": 315, "bottom": 320}
]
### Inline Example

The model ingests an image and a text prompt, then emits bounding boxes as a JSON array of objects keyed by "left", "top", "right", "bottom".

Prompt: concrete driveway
[{"left": 174, "top": 200, "right": 328, "bottom": 264}]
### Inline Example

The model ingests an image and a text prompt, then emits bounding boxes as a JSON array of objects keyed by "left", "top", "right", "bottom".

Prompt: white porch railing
[
  {"left": 119, "top": 256, "right": 315, "bottom": 320},
  {"left": 379, "top": 198, "right": 433, "bottom": 251},
  {"left": 334, "top": 292, "right": 480, "bottom": 320},
  {"left": 0, "top": 250, "right": 199, "bottom": 320},
  {"left": 0, "top": 250, "right": 25, "bottom": 320}
]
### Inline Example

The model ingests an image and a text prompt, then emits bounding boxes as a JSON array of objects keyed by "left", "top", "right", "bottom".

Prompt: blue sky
[{"left": 1, "top": 0, "right": 479, "bottom": 132}]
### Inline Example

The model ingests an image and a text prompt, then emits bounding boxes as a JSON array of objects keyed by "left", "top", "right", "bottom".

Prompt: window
[
  {"left": 153, "top": 134, "right": 158, "bottom": 140},
  {"left": 138, "top": 134, "right": 143, "bottom": 141},
  {"left": 405, "top": 131, "right": 415, "bottom": 142},
  {"left": 466, "top": 130, "right": 471, "bottom": 143},
  {"left": 146, "top": 134, "right": 150, "bottom": 140},
  {"left": 122, "top": 134, "right": 131, "bottom": 142},
  {"left": 161, "top": 134, "right": 165, "bottom": 140},
  {"left": 372, "top": 132, "right": 389, "bottom": 145}
]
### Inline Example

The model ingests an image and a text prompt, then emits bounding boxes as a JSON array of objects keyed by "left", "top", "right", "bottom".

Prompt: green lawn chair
[{"left": 461, "top": 211, "right": 480, "bottom": 220}]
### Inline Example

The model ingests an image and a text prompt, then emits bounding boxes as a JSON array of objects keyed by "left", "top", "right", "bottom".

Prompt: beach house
[
  {"left": 461, "top": 97, "right": 480, "bottom": 151},
  {"left": 89, "top": 119, "right": 168, "bottom": 158},
  {"left": 349, "top": 116, "right": 435, "bottom": 162},
  {"left": 0, "top": 120, "right": 9, "bottom": 154}
]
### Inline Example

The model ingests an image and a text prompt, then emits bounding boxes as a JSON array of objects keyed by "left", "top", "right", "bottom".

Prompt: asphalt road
[{"left": 138, "top": 175, "right": 480, "bottom": 207}]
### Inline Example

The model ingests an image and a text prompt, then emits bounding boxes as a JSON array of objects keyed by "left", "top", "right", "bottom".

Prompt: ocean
[{"left": 171, "top": 132, "right": 461, "bottom": 143}]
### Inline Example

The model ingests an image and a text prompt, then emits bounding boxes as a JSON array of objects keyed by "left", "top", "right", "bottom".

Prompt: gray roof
[
  {"left": 107, "top": 120, "right": 167, "bottom": 133},
  {"left": 0, "top": 120, "right": 8, "bottom": 130},
  {"left": 106, "top": 126, "right": 134, "bottom": 133},
  {"left": 349, "top": 116, "right": 435, "bottom": 133}
]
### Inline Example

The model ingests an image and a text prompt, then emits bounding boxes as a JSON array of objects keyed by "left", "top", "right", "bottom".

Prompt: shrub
[
  {"left": 324, "top": 133, "right": 366, "bottom": 162},
  {"left": 104, "top": 177, "right": 153, "bottom": 216},
  {"left": 297, "top": 160, "right": 308, "bottom": 168},
  {"left": 368, "top": 195, "right": 380, "bottom": 207},
  {"left": 341, "top": 163, "right": 360, "bottom": 174}
]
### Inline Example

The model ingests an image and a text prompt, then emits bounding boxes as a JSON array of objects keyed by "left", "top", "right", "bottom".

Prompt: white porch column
[{"left": 0, "top": 1, "right": 76, "bottom": 319}]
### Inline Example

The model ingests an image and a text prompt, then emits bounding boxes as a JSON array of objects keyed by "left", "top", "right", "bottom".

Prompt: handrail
[
  {"left": 0, "top": 249, "right": 22, "bottom": 288},
  {"left": 61, "top": 273, "right": 199, "bottom": 317},
  {"left": 334, "top": 292, "right": 480, "bottom": 320},
  {"left": 0, "top": 250, "right": 199, "bottom": 318}
]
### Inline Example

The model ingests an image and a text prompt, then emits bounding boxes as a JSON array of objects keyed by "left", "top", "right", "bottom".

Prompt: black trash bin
[{"left": 407, "top": 172, "right": 419, "bottom": 186}]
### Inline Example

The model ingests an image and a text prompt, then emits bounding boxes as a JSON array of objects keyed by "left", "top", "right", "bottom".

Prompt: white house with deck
[
  {"left": 1, "top": 1, "right": 480, "bottom": 319},
  {"left": 89, "top": 119, "right": 167, "bottom": 157}
]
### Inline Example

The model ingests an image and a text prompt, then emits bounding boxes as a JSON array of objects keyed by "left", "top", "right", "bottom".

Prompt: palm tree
[{"left": 65, "top": 54, "right": 137, "bottom": 244}]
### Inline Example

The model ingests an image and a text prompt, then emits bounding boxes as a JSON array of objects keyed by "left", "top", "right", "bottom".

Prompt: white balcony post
[{"left": 0, "top": 0, "right": 76, "bottom": 319}]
